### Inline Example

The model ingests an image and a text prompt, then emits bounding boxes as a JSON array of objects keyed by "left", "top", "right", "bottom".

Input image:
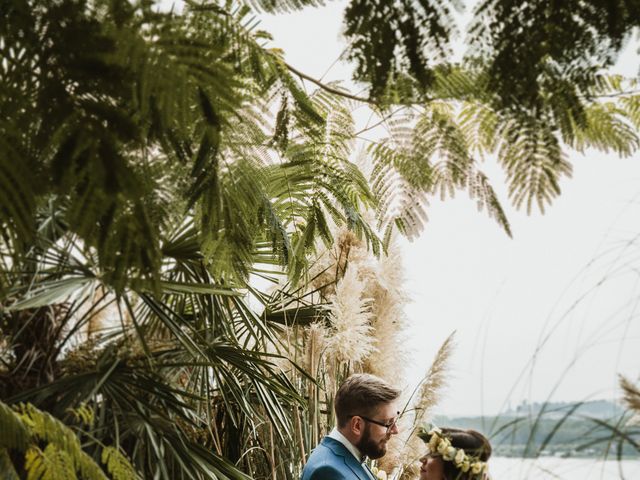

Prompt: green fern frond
[
  {"left": 571, "top": 102, "right": 639, "bottom": 157},
  {"left": 66, "top": 404, "right": 94, "bottom": 427},
  {"left": 431, "top": 64, "right": 488, "bottom": 102},
  {"left": 237, "top": 0, "right": 326, "bottom": 14},
  {"left": 414, "top": 102, "right": 473, "bottom": 198},
  {"left": 185, "top": 2, "right": 280, "bottom": 92},
  {"left": 498, "top": 120, "right": 572, "bottom": 214},
  {"left": 270, "top": 55, "right": 325, "bottom": 130},
  {"left": 459, "top": 101, "right": 499, "bottom": 155},
  {"left": 0, "top": 448, "right": 20, "bottom": 480},
  {"left": 263, "top": 87, "right": 380, "bottom": 281},
  {"left": 542, "top": 74, "right": 589, "bottom": 145},
  {"left": 0, "top": 131, "right": 37, "bottom": 251},
  {"left": 588, "top": 74, "right": 628, "bottom": 96},
  {"left": 15, "top": 403, "right": 120, "bottom": 480},
  {"left": 25, "top": 445, "right": 76, "bottom": 480},
  {"left": 0, "top": 401, "right": 29, "bottom": 451},
  {"left": 369, "top": 103, "right": 509, "bottom": 241},
  {"left": 385, "top": 183, "right": 430, "bottom": 242},
  {"left": 311, "top": 87, "right": 356, "bottom": 157},
  {"left": 468, "top": 170, "right": 512, "bottom": 237},
  {"left": 101, "top": 446, "right": 141, "bottom": 480},
  {"left": 620, "top": 95, "right": 640, "bottom": 131},
  {"left": 369, "top": 143, "right": 430, "bottom": 242}
]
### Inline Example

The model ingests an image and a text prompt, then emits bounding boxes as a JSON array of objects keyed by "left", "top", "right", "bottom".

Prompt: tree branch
[
  {"left": 285, "top": 62, "right": 377, "bottom": 105},
  {"left": 353, "top": 106, "right": 410, "bottom": 136},
  {"left": 592, "top": 89, "right": 640, "bottom": 99}
]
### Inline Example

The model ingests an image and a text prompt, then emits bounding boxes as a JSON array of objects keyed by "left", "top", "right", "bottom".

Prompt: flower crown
[{"left": 417, "top": 425, "right": 489, "bottom": 479}]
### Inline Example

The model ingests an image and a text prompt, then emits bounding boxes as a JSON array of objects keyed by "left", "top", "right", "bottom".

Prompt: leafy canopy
[{"left": 2, "top": 0, "right": 640, "bottom": 479}]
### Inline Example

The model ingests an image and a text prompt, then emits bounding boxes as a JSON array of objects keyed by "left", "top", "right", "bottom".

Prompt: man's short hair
[{"left": 334, "top": 373, "right": 401, "bottom": 428}]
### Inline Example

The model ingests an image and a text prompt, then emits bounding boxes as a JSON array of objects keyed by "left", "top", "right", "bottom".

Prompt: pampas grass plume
[
  {"left": 325, "top": 266, "right": 376, "bottom": 366},
  {"left": 621, "top": 375, "right": 640, "bottom": 424}
]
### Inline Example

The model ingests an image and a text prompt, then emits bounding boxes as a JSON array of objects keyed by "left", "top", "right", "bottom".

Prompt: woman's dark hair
[{"left": 427, "top": 428, "right": 492, "bottom": 480}]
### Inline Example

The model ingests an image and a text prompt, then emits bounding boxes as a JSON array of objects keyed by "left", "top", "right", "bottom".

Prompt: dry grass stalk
[
  {"left": 306, "top": 322, "right": 328, "bottom": 444},
  {"left": 412, "top": 332, "right": 456, "bottom": 426},
  {"left": 275, "top": 219, "right": 426, "bottom": 478},
  {"left": 392, "top": 333, "right": 456, "bottom": 479},
  {"left": 305, "top": 323, "right": 328, "bottom": 379}
]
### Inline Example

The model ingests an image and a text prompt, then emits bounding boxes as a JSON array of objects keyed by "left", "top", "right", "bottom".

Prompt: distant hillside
[
  {"left": 434, "top": 400, "right": 639, "bottom": 459},
  {"left": 505, "top": 399, "right": 625, "bottom": 420}
]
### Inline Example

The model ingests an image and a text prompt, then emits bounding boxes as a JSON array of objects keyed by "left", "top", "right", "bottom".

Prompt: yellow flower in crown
[
  {"left": 471, "top": 462, "right": 483, "bottom": 474},
  {"left": 454, "top": 448, "right": 465, "bottom": 465},
  {"left": 459, "top": 460, "right": 471, "bottom": 473}
]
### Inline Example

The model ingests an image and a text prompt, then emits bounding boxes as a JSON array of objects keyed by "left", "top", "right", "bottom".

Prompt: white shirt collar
[{"left": 328, "top": 427, "right": 363, "bottom": 462}]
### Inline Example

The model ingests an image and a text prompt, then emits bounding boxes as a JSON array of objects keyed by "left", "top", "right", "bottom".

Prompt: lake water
[{"left": 490, "top": 457, "right": 640, "bottom": 479}]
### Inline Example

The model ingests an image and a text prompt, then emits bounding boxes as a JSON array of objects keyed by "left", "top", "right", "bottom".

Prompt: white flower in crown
[
  {"left": 421, "top": 425, "right": 488, "bottom": 478},
  {"left": 426, "top": 426, "right": 442, "bottom": 451},
  {"left": 443, "top": 446, "right": 457, "bottom": 461},
  {"left": 370, "top": 466, "right": 387, "bottom": 480},
  {"left": 428, "top": 434, "right": 440, "bottom": 452},
  {"left": 436, "top": 437, "right": 451, "bottom": 455}
]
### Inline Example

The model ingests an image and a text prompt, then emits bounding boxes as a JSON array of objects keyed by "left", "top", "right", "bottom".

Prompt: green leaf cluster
[
  {"left": 467, "top": 0, "right": 640, "bottom": 112},
  {"left": 0, "top": 400, "right": 138, "bottom": 480},
  {"left": 369, "top": 66, "right": 640, "bottom": 242},
  {"left": 0, "top": 0, "right": 381, "bottom": 294}
]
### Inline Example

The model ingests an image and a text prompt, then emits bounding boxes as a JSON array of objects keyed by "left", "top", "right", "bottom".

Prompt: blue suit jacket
[{"left": 301, "top": 437, "right": 371, "bottom": 480}]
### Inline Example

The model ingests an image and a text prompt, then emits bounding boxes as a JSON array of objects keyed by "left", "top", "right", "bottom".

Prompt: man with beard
[{"left": 301, "top": 374, "right": 401, "bottom": 480}]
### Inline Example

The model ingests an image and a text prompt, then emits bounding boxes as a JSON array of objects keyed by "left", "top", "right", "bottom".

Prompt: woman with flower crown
[{"left": 416, "top": 426, "right": 492, "bottom": 480}]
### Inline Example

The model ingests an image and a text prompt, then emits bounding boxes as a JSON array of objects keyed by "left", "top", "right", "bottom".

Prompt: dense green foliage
[
  {"left": 0, "top": 0, "right": 378, "bottom": 477},
  {"left": 0, "top": 0, "right": 381, "bottom": 292},
  {"left": 467, "top": 0, "right": 640, "bottom": 112},
  {"left": 1, "top": 0, "right": 640, "bottom": 478},
  {"left": 0, "top": 399, "right": 139, "bottom": 479}
]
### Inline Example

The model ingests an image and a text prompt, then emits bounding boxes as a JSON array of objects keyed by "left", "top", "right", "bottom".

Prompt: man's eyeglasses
[{"left": 352, "top": 411, "right": 400, "bottom": 432}]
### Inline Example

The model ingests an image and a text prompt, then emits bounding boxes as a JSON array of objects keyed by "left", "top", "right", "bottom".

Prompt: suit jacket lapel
[
  {"left": 321, "top": 437, "right": 370, "bottom": 480},
  {"left": 362, "top": 462, "right": 377, "bottom": 480},
  {"left": 343, "top": 451, "right": 372, "bottom": 480}
]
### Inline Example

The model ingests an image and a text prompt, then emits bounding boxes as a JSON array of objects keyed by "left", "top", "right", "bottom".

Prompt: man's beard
[{"left": 356, "top": 424, "right": 388, "bottom": 459}]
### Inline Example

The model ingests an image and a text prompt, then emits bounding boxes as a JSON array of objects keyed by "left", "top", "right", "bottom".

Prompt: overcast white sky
[{"left": 256, "top": 1, "right": 640, "bottom": 416}]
